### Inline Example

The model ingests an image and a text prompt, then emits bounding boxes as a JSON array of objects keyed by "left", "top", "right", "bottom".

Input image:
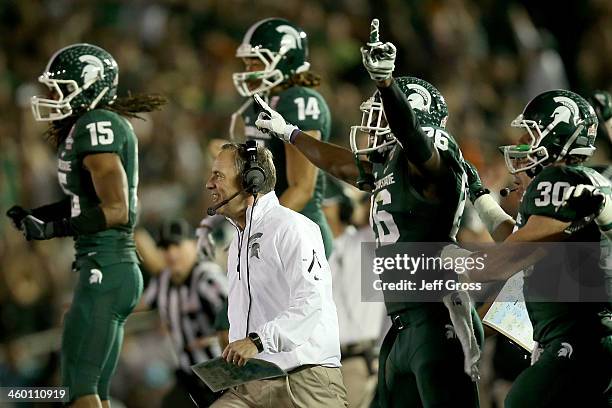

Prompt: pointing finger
[{"left": 368, "top": 18, "right": 380, "bottom": 46}]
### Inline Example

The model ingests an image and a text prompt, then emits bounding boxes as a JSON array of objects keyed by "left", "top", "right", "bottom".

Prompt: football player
[
  {"left": 6, "top": 44, "right": 164, "bottom": 408},
  {"left": 201, "top": 17, "right": 333, "bottom": 258},
  {"left": 255, "top": 19, "right": 483, "bottom": 408},
  {"left": 444, "top": 89, "right": 611, "bottom": 407}
]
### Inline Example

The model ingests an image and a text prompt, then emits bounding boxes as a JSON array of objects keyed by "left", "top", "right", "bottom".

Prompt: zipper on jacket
[{"left": 235, "top": 226, "right": 243, "bottom": 280}]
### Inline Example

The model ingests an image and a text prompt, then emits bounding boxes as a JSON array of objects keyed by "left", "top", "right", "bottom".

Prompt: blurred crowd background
[{"left": 1, "top": 0, "right": 611, "bottom": 407}]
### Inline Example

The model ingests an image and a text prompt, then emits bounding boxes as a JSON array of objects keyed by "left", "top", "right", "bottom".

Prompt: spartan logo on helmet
[
  {"left": 501, "top": 89, "right": 598, "bottom": 175},
  {"left": 31, "top": 43, "right": 119, "bottom": 121},
  {"left": 349, "top": 76, "right": 449, "bottom": 159},
  {"left": 406, "top": 84, "right": 432, "bottom": 114},
  {"left": 276, "top": 25, "right": 303, "bottom": 52},
  {"left": 551, "top": 96, "right": 580, "bottom": 127},
  {"left": 233, "top": 18, "right": 310, "bottom": 97},
  {"left": 79, "top": 55, "right": 105, "bottom": 88}
]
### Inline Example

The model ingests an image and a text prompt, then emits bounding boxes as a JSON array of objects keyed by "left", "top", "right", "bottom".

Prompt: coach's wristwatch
[{"left": 248, "top": 332, "right": 264, "bottom": 353}]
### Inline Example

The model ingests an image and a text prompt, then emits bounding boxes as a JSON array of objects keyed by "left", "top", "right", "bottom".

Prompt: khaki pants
[
  {"left": 210, "top": 366, "right": 348, "bottom": 408},
  {"left": 340, "top": 357, "right": 377, "bottom": 408}
]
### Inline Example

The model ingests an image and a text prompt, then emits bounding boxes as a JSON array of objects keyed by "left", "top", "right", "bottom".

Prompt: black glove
[
  {"left": 560, "top": 184, "right": 604, "bottom": 219},
  {"left": 6, "top": 205, "right": 30, "bottom": 231},
  {"left": 462, "top": 160, "right": 489, "bottom": 203},
  {"left": 21, "top": 215, "right": 71, "bottom": 241}
]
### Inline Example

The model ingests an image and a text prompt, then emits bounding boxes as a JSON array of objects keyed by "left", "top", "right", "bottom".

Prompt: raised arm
[
  {"left": 253, "top": 94, "right": 373, "bottom": 189},
  {"left": 361, "top": 19, "right": 444, "bottom": 177}
]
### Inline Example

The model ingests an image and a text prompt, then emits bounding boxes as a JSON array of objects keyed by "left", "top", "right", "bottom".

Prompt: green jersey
[
  {"left": 57, "top": 109, "right": 138, "bottom": 260},
  {"left": 517, "top": 165, "right": 610, "bottom": 344},
  {"left": 242, "top": 86, "right": 333, "bottom": 256},
  {"left": 372, "top": 126, "right": 467, "bottom": 313}
]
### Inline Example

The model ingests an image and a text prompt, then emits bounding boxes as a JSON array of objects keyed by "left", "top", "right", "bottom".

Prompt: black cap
[{"left": 157, "top": 218, "right": 194, "bottom": 248}]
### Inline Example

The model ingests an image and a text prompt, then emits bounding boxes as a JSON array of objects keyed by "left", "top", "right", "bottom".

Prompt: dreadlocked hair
[
  {"left": 45, "top": 93, "right": 167, "bottom": 149},
  {"left": 279, "top": 71, "right": 322, "bottom": 90}
]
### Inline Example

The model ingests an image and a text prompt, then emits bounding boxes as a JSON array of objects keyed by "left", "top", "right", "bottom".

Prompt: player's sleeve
[
  {"left": 275, "top": 89, "right": 330, "bottom": 137},
  {"left": 522, "top": 166, "right": 588, "bottom": 222},
  {"left": 377, "top": 80, "right": 434, "bottom": 165},
  {"left": 72, "top": 110, "right": 127, "bottom": 157}
]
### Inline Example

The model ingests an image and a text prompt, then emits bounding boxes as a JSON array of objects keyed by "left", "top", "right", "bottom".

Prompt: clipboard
[{"left": 192, "top": 357, "right": 287, "bottom": 392}]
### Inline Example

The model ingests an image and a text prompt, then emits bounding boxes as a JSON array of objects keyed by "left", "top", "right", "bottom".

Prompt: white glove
[
  {"left": 253, "top": 94, "right": 298, "bottom": 143},
  {"left": 361, "top": 19, "right": 396, "bottom": 81}
]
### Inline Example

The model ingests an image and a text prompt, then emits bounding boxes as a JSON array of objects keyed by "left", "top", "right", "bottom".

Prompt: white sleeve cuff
[{"left": 473, "top": 194, "right": 514, "bottom": 233}]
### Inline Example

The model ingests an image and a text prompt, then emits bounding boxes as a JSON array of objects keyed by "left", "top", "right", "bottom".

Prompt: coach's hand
[
  {"left": 361, "top": 19, "right": 396, "bottom": 82},
  {"left": 254, "top": 94, "right": 299, "bottom": 144},
  {"left": 223, "top": 338, "right": 258, "bottom": 367}
]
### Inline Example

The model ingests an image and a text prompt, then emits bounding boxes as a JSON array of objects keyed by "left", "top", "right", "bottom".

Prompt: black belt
[{"left": 287, "top": 364, "right": 320, "bottom": 375}]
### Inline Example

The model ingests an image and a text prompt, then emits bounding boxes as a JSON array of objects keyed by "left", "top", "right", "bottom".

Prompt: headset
[
  {"left": 207, "top": 140, "right": 267, "bottom": 216},
  {"left": 242, "top": 139, "right": 266, "bottom": 194}
]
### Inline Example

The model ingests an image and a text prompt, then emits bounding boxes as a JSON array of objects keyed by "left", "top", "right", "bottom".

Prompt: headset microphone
[
  {"left": 500, "top": 187, "right": 518, "bottom": 197},
  {"left": 207, "top": 140, "right": 266, "bottom": 216},
  {"left": 207, "top": 187, "right": 249, "bottom": 216}
]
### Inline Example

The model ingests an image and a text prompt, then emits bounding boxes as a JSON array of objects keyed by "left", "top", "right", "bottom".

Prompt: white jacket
[{"left": 226, "top": 192, "right": 341, "bottom": 371}]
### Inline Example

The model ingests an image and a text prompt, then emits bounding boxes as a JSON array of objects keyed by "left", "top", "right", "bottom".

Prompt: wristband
[
  {"left": 473, "top": 194, "right": 514, "bottom": 233},
  {"left": 69, "top": 206, "right": 108, "bottom": 235},
  {"left": 289, "top": 128, "right": 300, "bottom": 144}
]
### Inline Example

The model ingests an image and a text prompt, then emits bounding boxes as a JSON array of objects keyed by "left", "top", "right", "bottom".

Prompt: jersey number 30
[{"left": 534, "top": 181, "right": 570, "bottom": 207}]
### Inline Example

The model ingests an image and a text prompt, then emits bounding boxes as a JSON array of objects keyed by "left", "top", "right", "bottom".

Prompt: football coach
[{"left": 205, "top": 141, "right": 348, "bottom": 407}]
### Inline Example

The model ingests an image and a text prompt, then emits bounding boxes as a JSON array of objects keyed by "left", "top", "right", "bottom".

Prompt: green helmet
[
  {"left": 396, "top": 76, "right": 449, "bottom": 129},
  {"left": 501, "top": 89, "right": 598, "bottom": 174},
  {"left": 31, "top": 43, "right": 119, "bottom": 121},
  {"left": 349, "top": 76, "right": 449, "bottom": 157},
  {"left": 233, "top": 18, "right": 310, "bottom": 97}
]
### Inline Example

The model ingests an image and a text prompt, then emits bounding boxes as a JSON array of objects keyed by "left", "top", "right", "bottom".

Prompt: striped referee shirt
[{"left": 143, "top": 259, "right": 228, "bottom": 373}]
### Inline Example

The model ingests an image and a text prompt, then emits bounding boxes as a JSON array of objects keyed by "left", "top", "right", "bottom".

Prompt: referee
[{"left": 138, "top": 218, "right": 228, "bottom": 407}]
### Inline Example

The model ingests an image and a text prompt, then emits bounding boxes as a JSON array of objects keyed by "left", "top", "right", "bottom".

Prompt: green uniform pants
[
  {"left": 505, "top": 337, "right": 610, "bottom": 407},
  {"left": 62, "top": 257, "right": 142, "bottom": 401},
  {"left": 377, "top": 305, "right": 483, "bottom": 408}
]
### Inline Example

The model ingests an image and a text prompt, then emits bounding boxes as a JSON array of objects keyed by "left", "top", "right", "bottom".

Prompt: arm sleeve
[
  {"left": 377, "top": 79, "right": 434, "bottom": 164},
  {"left": 31, "top": 198, "right": 72, "bottom": 222},
  {"left": 256, "top": 223, "right": 325, "bottom": 353}
]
